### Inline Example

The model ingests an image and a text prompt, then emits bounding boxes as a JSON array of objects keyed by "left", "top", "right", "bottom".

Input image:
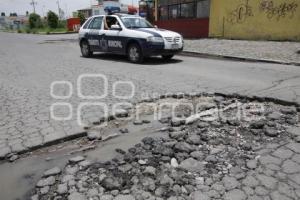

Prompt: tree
[
  {"left": 29, "top": 13, "right": 41, "bottom": 28},
  {"left": 26, "top": 11, "right": 29, "bottom": 16},
  {"left": 77, "top": 12, "right": 86, "bottom": 25},
  {"left": 47, "top": 11, "right": 59, "bottom": 29},
  {"left": 1, "top": 12, "right": 5, "bottom": 17}
]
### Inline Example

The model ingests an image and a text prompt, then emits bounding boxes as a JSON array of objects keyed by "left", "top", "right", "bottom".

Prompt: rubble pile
[{"left": 29, "top": 94, "right": 300, "bottom": 200}]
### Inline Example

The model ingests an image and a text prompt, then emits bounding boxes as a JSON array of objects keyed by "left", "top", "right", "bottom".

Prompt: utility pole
[
  {"left": 30, "top": 0, "right": 37, "bottom": 13},
  {"left": 42, "top": 5, "right": 45, "bottom": 17},
  {"left": 154, "top": 0, "right": 157, "bottom": 21},
  {"left": 65, "top": 4, "right": 68, "bottom": 18},
  {"left": 56, "top": 0, "right": 61, "bottom": 19}
]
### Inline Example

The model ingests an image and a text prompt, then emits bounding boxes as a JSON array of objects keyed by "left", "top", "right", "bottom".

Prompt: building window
[
  {"left": 159, "top": 6, "right": 168, "bottom": 20},
  {"left": 160, "top": 0, "right": 169, "bottom": 6},
  {"left": 168, "top": 4, "right": 179, "bottom": 19},
  {"left": 196, "top": 0, "right": 210, "bottom": 18},
  {"left": 158, "top": 0, "right": 210, "bottom": 20},
  {"left": 180, "top": 3, "right": 195, "bottom": 18}
]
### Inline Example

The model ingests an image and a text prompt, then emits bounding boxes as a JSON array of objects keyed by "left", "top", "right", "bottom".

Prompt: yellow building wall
[{"left": 209, "top": 0, "right": 300, "bottom": 41}]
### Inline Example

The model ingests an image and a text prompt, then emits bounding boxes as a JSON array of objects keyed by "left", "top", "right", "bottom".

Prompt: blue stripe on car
[{"left": 134, "top": 28, "right": 162, "bottom": 38}]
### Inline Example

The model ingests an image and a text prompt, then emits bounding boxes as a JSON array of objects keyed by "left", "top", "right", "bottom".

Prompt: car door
[
  {"left": 86, "top": 16, "right": 103, "bottom": 51},
  {"left": 100, "top": 16, "right": 125, "bottom": 54}
]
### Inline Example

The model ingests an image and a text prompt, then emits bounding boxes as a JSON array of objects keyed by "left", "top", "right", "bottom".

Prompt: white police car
[{"left": 79, "top": 14, "right": 184, "bottom": 63}]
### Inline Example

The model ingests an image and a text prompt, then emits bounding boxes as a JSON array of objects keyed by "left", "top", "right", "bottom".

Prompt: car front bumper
[{"left": 143, "top": 43, "right": 183, "bottom": 56}]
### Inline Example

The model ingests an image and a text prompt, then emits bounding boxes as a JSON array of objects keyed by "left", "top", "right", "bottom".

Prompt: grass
[
  {"left": 7, "top": 26, "right": 71, "bottom": 34},
  {"left": 24, "top": 27, "right": 69, "bottom": 34},
  {"left": 37, "top": 27, "right": 69, "bottom": 34}
]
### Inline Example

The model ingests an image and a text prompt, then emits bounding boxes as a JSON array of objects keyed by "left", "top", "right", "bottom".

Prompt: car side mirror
[{"left": 111, "top": 24, "right": 122, "bottom": 31}]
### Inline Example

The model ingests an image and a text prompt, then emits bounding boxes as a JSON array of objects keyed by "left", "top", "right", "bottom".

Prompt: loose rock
[
  {"left": 43, "top": 167, "right": 61, "bottom": 177},
  {"left": 69, "top": 156, "right": 85, "bottom": 164}
]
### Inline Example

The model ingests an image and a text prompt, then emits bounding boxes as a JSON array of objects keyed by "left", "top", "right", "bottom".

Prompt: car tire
[
  {"left": 127, "top": 43, "right": 144, "bottom": 63},
  {"left": 81, "top": 40, "right": 93, "bottom": 58},
  {"left": 162, "top": 55, "right": 174, "bottom": 60}
]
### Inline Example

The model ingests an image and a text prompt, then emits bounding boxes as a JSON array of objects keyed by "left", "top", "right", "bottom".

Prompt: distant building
[
  {"left": 0, "top": 15, "right": 28, "bottom": 30},
  {"left": 0, "top": 16, "right": 5, "bottom": 29},
  {"left": 77, "top": 8, "right": 93, "bottom": 19},
  {"left": 78, "top": 0, "right": 138, "bottom": 19},
  {"left": 92, "top": 4, "right": 105, "bottom": 16}
]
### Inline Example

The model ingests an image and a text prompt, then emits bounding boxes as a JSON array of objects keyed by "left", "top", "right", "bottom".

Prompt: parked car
[{"left": 79, "top": 14, "right": 184, "bottom": 63}]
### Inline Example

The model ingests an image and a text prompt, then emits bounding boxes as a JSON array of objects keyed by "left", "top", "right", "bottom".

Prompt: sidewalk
[{"left": 183, "top": 39, "right": 300, "bottom": 66}]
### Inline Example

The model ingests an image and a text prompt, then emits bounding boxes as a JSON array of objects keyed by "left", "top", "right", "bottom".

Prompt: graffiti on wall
[
  {"left": 227, "top": 0, "right": 254, "bottom": 24},
  {"left": 259, "top": 0, "right": 298, "bottom": 20}
]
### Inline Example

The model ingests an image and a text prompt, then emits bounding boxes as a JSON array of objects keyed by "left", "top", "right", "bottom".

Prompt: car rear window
[
  {"left": 88, "top": 17, "right": 103, "bottom": 30},
  {"left": 83, "top": 18, "right": 93, "bottom": 29}
]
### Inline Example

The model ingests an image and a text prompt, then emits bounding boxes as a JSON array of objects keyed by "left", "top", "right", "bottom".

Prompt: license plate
[{"left": 171, "top": 44, "right": 179, "bottom": 49}]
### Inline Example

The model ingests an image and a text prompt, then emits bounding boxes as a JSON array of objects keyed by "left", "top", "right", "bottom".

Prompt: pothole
[{"left": 25, "top": 93, "right": 300, "bottom": 200}]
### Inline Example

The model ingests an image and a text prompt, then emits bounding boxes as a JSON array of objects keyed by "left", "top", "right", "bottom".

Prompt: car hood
[{"left": 136, "top": 28, "right": 181, "bottom": 38}]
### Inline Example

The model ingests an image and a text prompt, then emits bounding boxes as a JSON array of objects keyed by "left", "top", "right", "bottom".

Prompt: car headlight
[
  {"left": 179, "top": 35, "right": 184, "bottom": 44},
  {"left": 146, "top": 36, "right": 164, "bottom": 43}
]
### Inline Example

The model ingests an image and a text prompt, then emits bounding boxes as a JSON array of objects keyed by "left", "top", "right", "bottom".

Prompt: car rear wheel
[
  {"left": 81, "top": 40, "right": 93, "bottom": 58},
  {"left": 162, "top": 55, "right": 174, "bottom": 60},
  {"left": 127, "top": 43, "right": 143, "bottom": 63}
]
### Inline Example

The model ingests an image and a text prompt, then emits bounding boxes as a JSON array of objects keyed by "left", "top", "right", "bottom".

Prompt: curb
[
  {"left": 0, "top": 131, "right": 87, "bottom": 162},
  {"left": 41, "top": 32, "right": 78, "bottom": 35},
  {"left": 0, "top": 31, "right": 77, "bottom": 35},
  {"left": 180, "top": 51, "right": 300, "bottom": 67}
]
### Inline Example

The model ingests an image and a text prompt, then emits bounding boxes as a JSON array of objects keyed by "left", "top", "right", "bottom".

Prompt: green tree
[
  {"left": 1, "top": 12, "right": 5, "bottom": 16},
  {"left": 77, "top": 12, "right": 86, "bottom": 25},
  {"left": 29, "top": 13, "right": 41, "bottom": 29},
  {"left": 47, "top": 11, "right": 59, "bottom": 29}
]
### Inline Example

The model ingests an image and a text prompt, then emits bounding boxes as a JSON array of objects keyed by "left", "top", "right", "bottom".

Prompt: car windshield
[{"left": 121, "top": 17, "right": 154, "bottom": 29}]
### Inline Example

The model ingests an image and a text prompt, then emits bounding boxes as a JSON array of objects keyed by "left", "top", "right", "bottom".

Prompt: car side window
[
  {"left": 88, "top": 17, "right": 103, "bottom": 30},
  {"left": 83, "top": 18, "right": 93, "bottom": 29},
  {"left": 105, "top": 16, "right": 120, "bottom": 30}
]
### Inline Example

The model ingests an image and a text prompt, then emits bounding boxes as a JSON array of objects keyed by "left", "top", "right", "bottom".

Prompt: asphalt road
[{"left": 0, "top": 32, "right": 300, "bottom": 158}]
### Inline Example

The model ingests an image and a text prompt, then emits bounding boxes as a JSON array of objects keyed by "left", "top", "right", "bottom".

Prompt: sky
[{"left": 0, "top": 0, "right": 138, "bottom": 17}]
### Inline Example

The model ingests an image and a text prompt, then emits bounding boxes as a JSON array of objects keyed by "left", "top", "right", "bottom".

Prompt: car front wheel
[
  {"left": 162, "top": 55, "right": 174, "bottom": 60},
  {"left": 127, "top": 43, "right": 143, "bottom": 63},
  {"left": 80, "top": 40, "right": 93, "bottom": 58}
]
